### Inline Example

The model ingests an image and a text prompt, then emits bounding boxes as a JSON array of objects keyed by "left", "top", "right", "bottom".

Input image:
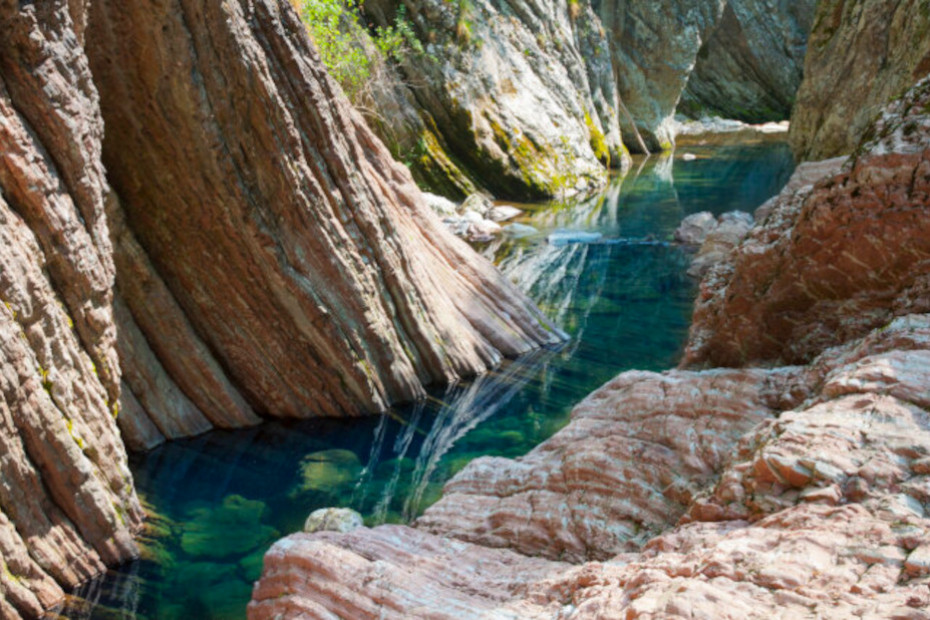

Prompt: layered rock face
[
  {"left": 679, "top": 0, "right": 816, "bottom": 123},
  {"left": 684, "top": 77, "right": 930, "bottom": 368},
  {"left": 789, "top": 0, "right": 930, "bottom": 161},
  {"left": 251, "top": 315, "right": 930, "bottom": 618},
  {"left": 250, "top": 78, "right": 930, "bottom": 620},
  {"left": 1, "top": 0, "right": 562, "bottom": 614},
  {"left": 0, "top": 2, "right": 142, "bottom": 617},
  {"left": 598, "top": 0, "right": 726, "bottom": 152},
  {"left": 87, "top": 0, "right": 560, "bottom": 444},
  {"left": 363, "top": 0, "right": 625, "bottom": 200}
]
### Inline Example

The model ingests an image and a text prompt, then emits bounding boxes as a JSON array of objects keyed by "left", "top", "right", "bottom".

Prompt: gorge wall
[
  {"left": 789, "top": 0, "right": 930, "bottom": 161},
  {"left": 357, "top": 0, "right": 816, "bottom": 198},
  {"left": 0, "top": 0, "right": 560, "bottom": 615},
  {"left": 250, "top": 48, "right": 930, "bottom": 620}
]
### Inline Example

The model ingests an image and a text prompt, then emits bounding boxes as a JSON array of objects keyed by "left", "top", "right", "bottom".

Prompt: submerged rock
[
  {"left": 304, "top": 508, "right": 365, "bottom": 534},
  {"left": 180, "top": 495, "right": 278, "bottom": 560},
  {"left": 547, "top": 230, "right": 603, "bottom": 246},
  {"left": 293, "top": 449, "right": 364, "bottom": 495}
]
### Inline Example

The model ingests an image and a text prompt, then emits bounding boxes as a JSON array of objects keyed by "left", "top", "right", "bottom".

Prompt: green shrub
[{"left": 293, "top": 0, "right": 424, "bottom": 103}]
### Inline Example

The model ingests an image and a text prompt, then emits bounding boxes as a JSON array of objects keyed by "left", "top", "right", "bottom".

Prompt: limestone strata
[
  {"left": 87, "top": 0, "right": 561, "bottom": 434},
  {"left": 363, "top": 0, "right": 626, "bottom": 200},
  {"left": 250, "top": 315, "right": 930, "bottom": 618},
  {"left": 684, "top": 77, "right": 930, "bottom": 368},
  {"left": 679, "top": 0, "right": 816, "bottom": 123},
  {"left": 0, "top": 1, "right": 142, "bottom": 617},
  {"left": 789, "top": 0, "right": 930, "bottom": 161}
]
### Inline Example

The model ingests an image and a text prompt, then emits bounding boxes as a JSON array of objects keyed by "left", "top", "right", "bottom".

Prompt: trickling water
[{"left": 59, "top": 141, "right": 793, "bottom": 619}]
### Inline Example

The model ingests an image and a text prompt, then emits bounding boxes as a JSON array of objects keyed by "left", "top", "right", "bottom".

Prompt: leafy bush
[{"left": 292, "top": 0, "right": 424, "bottom": 103}]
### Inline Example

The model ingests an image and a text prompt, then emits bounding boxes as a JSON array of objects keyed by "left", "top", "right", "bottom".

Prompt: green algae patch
[
  {"left": 180, "top": 495, "right": 278, "bottom": 560},
  {"left": 585, "top": 111, "right": 611, "bottom": 167},
  {"left": 291, "top": 448, "right": 363, "bottom": 495}
]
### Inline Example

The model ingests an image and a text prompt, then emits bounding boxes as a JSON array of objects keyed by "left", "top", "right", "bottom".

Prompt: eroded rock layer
[
  {"left": 789, "top": 0, "right": 930, "bottom": 161},
  {"left": 87, "top": 0, "right": 561, "bottom": 434},
  {"left": 250, "top": 315, "right": 930, "bottom": 618},
  {"left": 0, "top": 2, "right": 142, "bottom": 617},
  {"left": 684, "top": 76, "right": 930, "bottom": 368}
]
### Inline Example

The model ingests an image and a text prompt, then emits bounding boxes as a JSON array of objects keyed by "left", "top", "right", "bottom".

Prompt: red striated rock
[
  {"left": 251, "top": 314, "right": 930, "bottom": 619},
  {"left": 0, "top": 1, "right": 142, "bottom": 617},
  {"left": 86, "top": 0, "right": 561, "bottom": 435},
  {"left": 683, "top": 77, "right": 930, "bottom": 369},
  {"left": 415, "top": 367, "right": 801, "bottom": 562}
]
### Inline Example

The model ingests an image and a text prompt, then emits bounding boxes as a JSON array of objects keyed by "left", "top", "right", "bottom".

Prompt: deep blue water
[{"left": 58, "top": 141, "right": 793, "bottom": 619}]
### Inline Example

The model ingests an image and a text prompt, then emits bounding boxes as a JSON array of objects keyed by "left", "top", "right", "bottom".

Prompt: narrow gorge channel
[{"left": 59, "top": 140, "right": 794, "bottom": 618}]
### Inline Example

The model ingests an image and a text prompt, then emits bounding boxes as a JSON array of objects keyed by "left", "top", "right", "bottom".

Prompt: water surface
[{"left": 61, "top": 141, "right": 793, "bottom": 619}]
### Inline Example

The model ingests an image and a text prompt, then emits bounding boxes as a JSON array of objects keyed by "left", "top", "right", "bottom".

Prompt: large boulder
[{"left": 789, "top": 0, "right": 930, "bottom": 161}]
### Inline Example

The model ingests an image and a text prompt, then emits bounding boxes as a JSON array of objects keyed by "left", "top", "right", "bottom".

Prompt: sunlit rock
[{"left": 304, "top": 508, "right": 365, "bottom": 534}]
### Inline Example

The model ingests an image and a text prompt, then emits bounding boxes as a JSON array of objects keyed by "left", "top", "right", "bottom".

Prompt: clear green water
[{"left": 60, "top": 142, "right": 793, "bottom": 619}]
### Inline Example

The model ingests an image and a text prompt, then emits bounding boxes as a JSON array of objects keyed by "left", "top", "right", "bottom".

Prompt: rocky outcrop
[
  {"left": 415, "top": 367, "right": 798, "bottom": 562},
  {"left": 250, "top": 78, "right": 930, "bottom": 620},
  {"left": 789, "top": 0, "right": 930, "bottom": 161},
  {"left": 684, "top": 76, "right": 930, "bottom": 368},
  {"left": 363, "top": 0, "right": 626, "bottom": 200},
  {"left": 0, "top": 2, "right": 142, "bottom": 617},
  {"left": 1, "top": 0, "right": 561, "bottom": 614},
  {"left": 87, "top": 0, "right": 561, "bottom": 436},
  {"left": 679, "top": 0, "right": 816, "bottom": 123},
  {"left": 675, "top": 211, "right": 754, "bottom": 278},
  {"left": 250, "top": 315, "right": 930, "bottom": 618}
]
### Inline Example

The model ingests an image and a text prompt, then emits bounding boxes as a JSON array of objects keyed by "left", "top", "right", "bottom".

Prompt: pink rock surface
[{"left": 251, "top": 315, "right": 930, "bottom": 619}]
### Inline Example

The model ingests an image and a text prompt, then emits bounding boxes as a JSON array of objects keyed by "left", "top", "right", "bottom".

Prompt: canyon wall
[
  {"left": 0, "top": 2, "right": 142, "bottom": 617},
  {"left": 362, "top": 0, "right": 627, "bottom": 201},
  {"left": 679, "top": 0, "right": 817, "bottom": 123},
  {"left": 250, "top": 70, "right": 930, "bottom": 620},
  {"left": 0, "top": 0, "right": 562, "bottom": 614},
  {"left": 358, "top": 0, "right": 815, "bottom": 196},
  {"left": 789, "top": 0, "right": 930, "bottom": 161}
]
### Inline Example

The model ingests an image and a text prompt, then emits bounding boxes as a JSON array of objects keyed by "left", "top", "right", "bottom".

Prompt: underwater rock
[
  {"left": 292, "top": 449, "right": 364, "bottom": 495},
  {"left": 304, "top": 508, "right": 365, "bottom": 534},
  {"left": 789, "top": 0, "right": 930, "bottom": 161},
  {"left": 684, "top": 77, "right": 930, "bottom": 368},
  {"left": 180, "top": 495, "right": 279, "bottom": 560}
]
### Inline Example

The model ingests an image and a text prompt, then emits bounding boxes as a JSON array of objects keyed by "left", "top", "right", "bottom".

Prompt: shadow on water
[{"left": 57, "top": 141, "right": 794, "bottom": 619}]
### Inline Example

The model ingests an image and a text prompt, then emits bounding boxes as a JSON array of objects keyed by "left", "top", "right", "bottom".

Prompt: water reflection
[{"left": 57, "top": 141, "right": 794, "bottom": 619}]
